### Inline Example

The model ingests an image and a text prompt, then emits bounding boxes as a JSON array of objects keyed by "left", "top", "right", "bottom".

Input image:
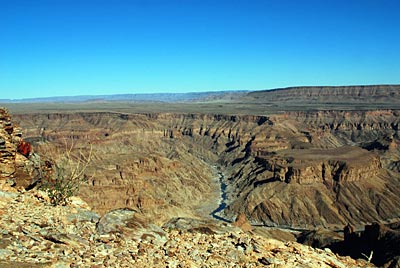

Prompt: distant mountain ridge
[
  {"left": 0, "top": 91, "right": 247, "bottom": 103},
  {"left": 2, "top": 85, "right": 399, "bottom": 106}
]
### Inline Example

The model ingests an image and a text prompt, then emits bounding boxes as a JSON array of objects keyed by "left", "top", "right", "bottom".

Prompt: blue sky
[{"left": 0, "top": 0, "right": 399, "bottom": 99}]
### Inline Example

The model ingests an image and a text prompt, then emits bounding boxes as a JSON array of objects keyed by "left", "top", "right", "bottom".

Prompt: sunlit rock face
[
  {"left": 13, "top": 107, "right": 400, "bottom": 230},
  {"left": 0, "top": 108, "right": 19, "bottom": 179},
  {"left": 0, "top": 107, "right": 34, "bottom": 187},
  {"left": 220, "top": 110, "right": 400, "bottom": 229}
]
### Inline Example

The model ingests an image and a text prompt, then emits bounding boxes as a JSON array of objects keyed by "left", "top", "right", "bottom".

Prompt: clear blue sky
[{"left": 1, "top": 0, "right": 399, "bottom": 99}]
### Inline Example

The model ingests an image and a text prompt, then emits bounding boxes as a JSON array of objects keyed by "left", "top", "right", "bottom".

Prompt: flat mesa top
[{"left": 279, "top": 146, "right": 377, "bottom": 166}]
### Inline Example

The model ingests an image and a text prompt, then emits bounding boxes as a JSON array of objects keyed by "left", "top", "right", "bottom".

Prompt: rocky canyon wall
[
  {"left": 213, "top": 110, "right": 400, "bottom": 229},
  {"left": 12, "top": 109, "right": 400, "bottom": 229}
]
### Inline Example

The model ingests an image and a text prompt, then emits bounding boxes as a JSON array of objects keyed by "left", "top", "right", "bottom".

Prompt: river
[{"left": 210, "top": 172, "right": 231, "bottom": 223}]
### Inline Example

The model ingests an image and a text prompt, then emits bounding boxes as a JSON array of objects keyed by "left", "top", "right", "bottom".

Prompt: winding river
[{"left": 210, "top": 172, "right": 231, "bottom": 223}]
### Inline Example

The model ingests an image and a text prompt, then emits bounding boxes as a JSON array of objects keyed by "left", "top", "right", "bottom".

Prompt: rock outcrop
[
  {"left": 255, "top": 146, "right": 381, "bottom": 184},
  {"left": 0, "top": 107, "right": 36, "bottom": 190},
  {"left": 0, "top": 107, "right": 21, "bottom": 179}
]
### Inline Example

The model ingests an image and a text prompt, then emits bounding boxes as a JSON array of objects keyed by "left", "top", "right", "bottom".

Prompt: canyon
[
  {"left": 1, "top": 85, "right": 400, "bottom": 267},
  {"left": 12, "top": 109, "right": 400, "bottom": 230}
]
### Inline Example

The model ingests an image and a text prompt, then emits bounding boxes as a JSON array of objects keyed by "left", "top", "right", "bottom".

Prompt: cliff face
[
  {"left": 219, "top": 111, "right": 400, "bottom": 229},
  {"left": 255, "top": 146, "right": 381, "bottom": 184},
  {"left": 13, "top": 112, "right": 223, "bottom": 222},
  {"left": 12, "top": 109, "right": 400, "bottom": 230},
  {"left": 161, "top": 110, "right": 400, "bottom": 229}
]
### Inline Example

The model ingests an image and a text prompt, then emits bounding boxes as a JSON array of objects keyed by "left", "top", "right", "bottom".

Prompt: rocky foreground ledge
[{"left": 0, "top": 185, "right": 375, "bottom": 268}]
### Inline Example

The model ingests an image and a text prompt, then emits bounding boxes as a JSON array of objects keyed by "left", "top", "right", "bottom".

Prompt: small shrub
[{"left": 40, "top": 142, "right": 92, "bottom": 206}]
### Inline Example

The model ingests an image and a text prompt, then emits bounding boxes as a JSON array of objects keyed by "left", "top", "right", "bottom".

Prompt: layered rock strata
[
  {"left": 12, "top": 109, "right": 400, "bottom": 230},
  {"left": 246, "top": 85, "right": 400, "bottom": 104}
]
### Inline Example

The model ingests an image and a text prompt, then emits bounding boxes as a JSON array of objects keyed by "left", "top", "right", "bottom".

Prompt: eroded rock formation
[
  {"left": 218, "top": 110, "right": 400, "bottom": 229},
  {"left": 11, "top": 109, "right": 400, "bottom": 231}
]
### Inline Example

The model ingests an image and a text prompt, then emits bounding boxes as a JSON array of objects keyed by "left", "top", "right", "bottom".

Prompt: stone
[
  {"left": 67, "top": 209, "right": 100, "bottom": 224},
  {"left": 96, "top": 208, "right": 137, "bottom": 234},
  {"left": 68, "top": 196, "right": 92, "bottom": 210},
  {"left": 0, "top": 190, "right": 18, "bottom": 199},
  {"left": 232, "top": 213, "right": 253, "bottom": 232},
  {"left": 0, "top": 249, "right": 13, "bottom": 258}
]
